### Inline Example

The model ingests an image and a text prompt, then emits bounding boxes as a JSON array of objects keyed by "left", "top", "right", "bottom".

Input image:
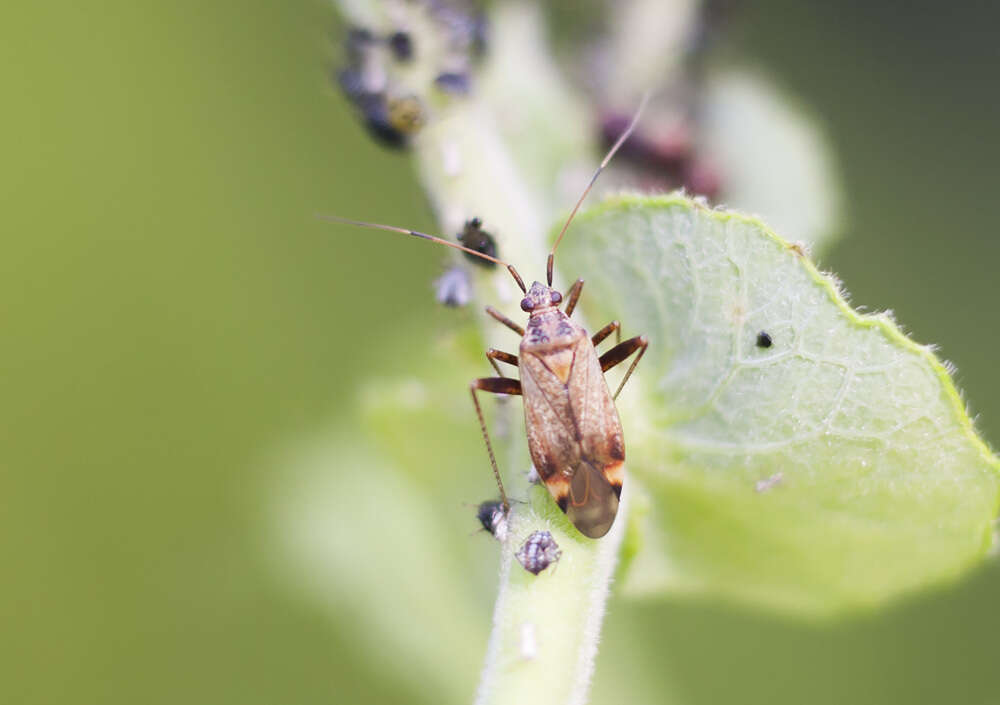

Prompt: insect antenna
[
  {"left": 546, "top": 92, "right": 650, "bottom": 286},
  {"left": 317, "top": 214, "right": 527, "bottom": 292}
]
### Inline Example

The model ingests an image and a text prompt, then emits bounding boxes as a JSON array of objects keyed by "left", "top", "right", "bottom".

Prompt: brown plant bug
[{"left": 320, "top": 97, "right": 649, "bottom": 538}]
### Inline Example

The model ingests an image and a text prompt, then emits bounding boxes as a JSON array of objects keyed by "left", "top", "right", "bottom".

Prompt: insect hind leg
[
  {"left": 470, "top": 377, "right": 522, "bottom": 511},
  {"left": 599, "top": 335, "right": 648, "bottom": 400}
]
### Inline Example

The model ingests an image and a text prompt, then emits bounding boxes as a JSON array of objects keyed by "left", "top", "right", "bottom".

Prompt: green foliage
[
  {"left": 561, "top": 194, "right": 1000, "bottom": 614},
  {"left": 324, "top": 1, "right": 1000, "bottom": 703},
  {"left": 700, "top": 71, "right": 843, "bottom": 250}
]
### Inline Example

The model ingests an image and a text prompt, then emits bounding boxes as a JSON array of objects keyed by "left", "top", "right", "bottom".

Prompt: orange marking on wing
[
  {"left": 602, "top": 460, "right": 624, "bottom": 487},
  {"left": 542, "top": 474, "right": 571, "bottom": 507}
]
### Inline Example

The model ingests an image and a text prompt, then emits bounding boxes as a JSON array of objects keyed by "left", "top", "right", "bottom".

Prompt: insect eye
[
  {"left": 520, "top": 297, "right": 534, "bottom": 312},
  {"left": 550, "top": 291, "right": 562, "bottom": 304}
]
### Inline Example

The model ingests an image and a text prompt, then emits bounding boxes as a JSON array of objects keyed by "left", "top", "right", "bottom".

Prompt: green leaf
[
  {"left": 559, "top": 193, "right": 1000, "bottom": 615},
  {"left": 268, "top": 328, "right": 500, "bottom": 705},
  {"left": 700, "top": 70, "right": 844, "bottom": 253}
]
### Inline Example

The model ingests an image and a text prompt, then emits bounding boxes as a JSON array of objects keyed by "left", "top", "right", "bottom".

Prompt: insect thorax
[{"left": 522, "top": 309, "right": 582, "bottom": 349}]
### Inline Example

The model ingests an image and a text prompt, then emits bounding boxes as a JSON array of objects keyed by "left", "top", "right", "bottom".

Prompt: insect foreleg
[
  {"left": 590, "top": 320, "right": 621, "bottom": 348},
  {"left": 485, "top": 306, "right": 524, "bottom": 336},
  {"left": 598, "top": 335, "right": 649, "bottom": 400},
  {"left": 485, "top": 348, "right": 519, "bottom": 377},
  {"left": 470, "top": 377, "right": 523, "bottom": 512},
  {"left": 563, "top": 278, "right": 584, "bottom": 316}
]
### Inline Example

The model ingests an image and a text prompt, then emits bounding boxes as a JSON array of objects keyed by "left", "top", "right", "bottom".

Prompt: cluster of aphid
[
  {"left": 475, "top": 502, "right": 562, "bottom": 576},
  {"left": 334, "top": 1, "right": 487, "bottom": 149},
  {"left": 335, "top": 4, "right": 495, "bottom": 307}
]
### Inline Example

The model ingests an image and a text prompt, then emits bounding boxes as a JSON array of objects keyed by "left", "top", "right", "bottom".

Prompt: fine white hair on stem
[{"left": 474, "top": 487, "right": 629, "bottom": 705}]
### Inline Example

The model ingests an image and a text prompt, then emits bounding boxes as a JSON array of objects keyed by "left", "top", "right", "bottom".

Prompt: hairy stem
[
  {"left": 475, "top": 486, "right": 629, "bottom": 705},
  {"left": 331, "top": 2, "right": 629, "bottom": 701}
]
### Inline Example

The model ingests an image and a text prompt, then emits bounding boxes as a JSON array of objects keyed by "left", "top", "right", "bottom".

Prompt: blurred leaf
[
  {"left": 272, "top": 431, "right": 483, "bottom": 705},
  {"left": 603, "top": 0, "right": 700, "bottom": 106},
  {"left": 560, "top": 193, "right": 999, "bottom": 615},
  {"left": 700, "top": 70, "right": 843, "bottom": 252},
  {"left": 269, "top": 330, "right": 496, "bottom": 705}
]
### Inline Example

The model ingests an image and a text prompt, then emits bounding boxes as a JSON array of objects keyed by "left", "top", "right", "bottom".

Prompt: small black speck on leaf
[{"left": 756, "top": 331, "right": 773, "bottom": 348}]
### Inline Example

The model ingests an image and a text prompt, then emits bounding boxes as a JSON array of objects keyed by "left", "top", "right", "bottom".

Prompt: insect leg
[
  {"left": 590, "top": 320, "right": 621, "bottom": 348},
  {"left": 599, "top": 335, "right": 649, "bottom": 400},
  {"left": 485, "top": 306, "right": 524, "bottom": 336},
  {"left": 486, "top": 348, "right": 519, "bottom": 377},
  {"left": 563, "top": 278, "right": 584, "bottom": 316},
  {"left": 470, "top": 377, "right": 523, "bottom": 511}
]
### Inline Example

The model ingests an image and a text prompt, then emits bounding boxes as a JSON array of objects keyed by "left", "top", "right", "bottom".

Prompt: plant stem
[
  {"left": 330, "top": 3, "right": 625, "bottom": 702},
  {"left": 475, "top": 486, "right": 629, "bottom": 705}
]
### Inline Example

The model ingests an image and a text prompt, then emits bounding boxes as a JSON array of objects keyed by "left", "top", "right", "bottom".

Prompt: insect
[
  {"left": 435, "top": 266, "right": 472, "bottom": 307},
  {"left": 387, "top": 31, "right": 414, "bottom": 62},
  {"left": 320, "top": 97, "right": 649, "bottom": 538},
  {"left": 456, "top": 217, "right": 497, "bottom": 267},
  {"left": 475, "top": 499, "right": 508, "bottom": 541},
  {"left": 756, "top": 330, "right": 773, "bottom": 348},
  {"left": 515, "top": 530, "right": 562, "bottom": 575},
  {"left": 335, "top": 26, "right": 427, "bottom": 149},
  {"left": 434, "top": 71, "right": 472, "bottom": 95}
]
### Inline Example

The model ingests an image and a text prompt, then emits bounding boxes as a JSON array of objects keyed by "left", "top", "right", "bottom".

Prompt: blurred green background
[{"left": 3, "top": 1, "right": 999, "bottom": 703}]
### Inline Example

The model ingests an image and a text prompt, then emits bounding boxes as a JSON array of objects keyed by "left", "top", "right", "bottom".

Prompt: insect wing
[
  {"left": 520, "top": 347, "right": 578, "bottom": 492},
  {"left": 521, "top": 335, "right": 624, "bottom": 538},
  {"left": 567, "top": 335, "right": 625, "bottom": 484}
]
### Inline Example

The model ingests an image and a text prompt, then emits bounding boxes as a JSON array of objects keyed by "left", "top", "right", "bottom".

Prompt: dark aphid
[
  {"left": 476, "top": 499, "right": 508, "bottom": 541},
  {"left": 334, "top": 23, "right": 426, "bottom": 149},
  {"left": 345, "top": 26, "right": 375, "bottom": 62},
  {"left": 336, "top": 66, "right": 367, "bottom": 101},
  {"left": 515, "top": 530, "right": 561, "bottom": 575},
  {"left": 387, "top": 31, "right": 414, "bottom": 62},
  {"left": 457, "top": 217, "right": 497, "bottom": 268},
  {"left": 435, "top": 266, "right": 472, "bottom": 307},
  {"left": 756, "top": 331, "right": 773, "bottom": 348},
  {"left": 434, "top": 72, "right": 472, "bottom": 95},
  {"left": 386, "top": 95, "right": 427, "bottom": 136},
  {"left": 356, "top": 93, "right": 407, "bottom": 149}
]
